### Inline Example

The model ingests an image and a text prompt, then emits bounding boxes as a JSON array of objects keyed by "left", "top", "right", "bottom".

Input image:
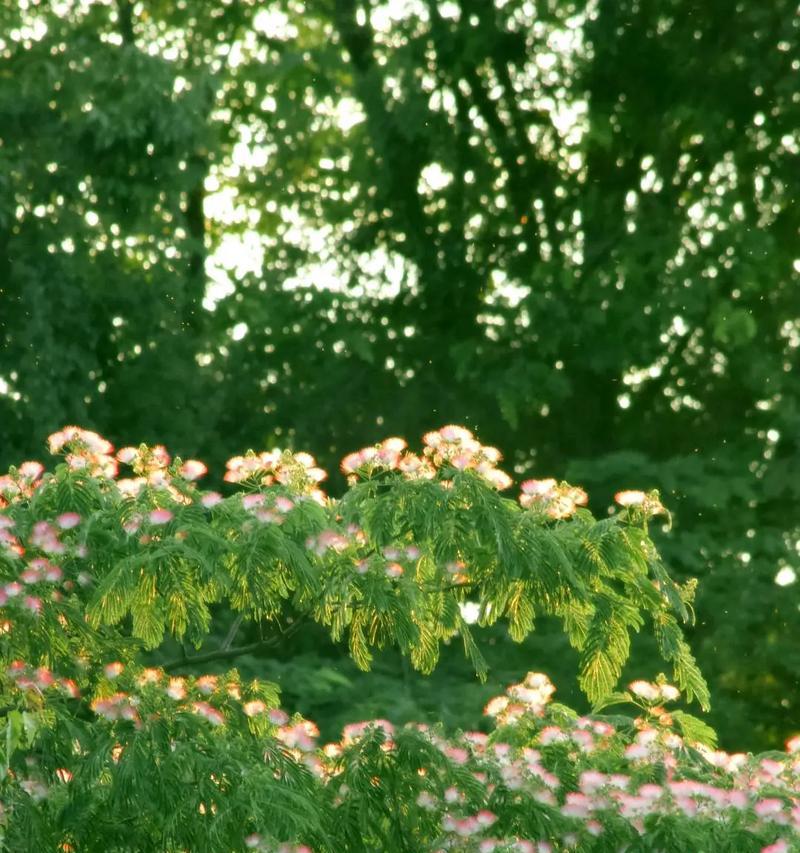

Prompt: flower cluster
[
  {"left": 7, "top": 660, "right": 80, "bottom": 698},
  {"left": 629, "top": 678, "right": 680, "bottom": 704},
  {"left": 614, "top": 489, "right": 667, "bottom": 517},
  {"left": 422, "top": 426, "right": 512, "bottom": 489},
  {"left": 48, "top": 426, "right": 117, "bottom": 478},
  {"left": 303, "top": 667, "right": 800, "bottom": 852},
  {"left": 83, "top": 665, "right": 313, "bottom": 756},
  {"left": 351, "top": 542, "right": 423, "bottom": 580},
  {"left": 340, "top": 437, "right": 411, "bottom": 477},
  {"left": 340, "top": 718, "right": 395, "bottom": 747},
  {"left": 0, "top": 515, "right": 92, "bottom": 620},
  {"left": 0, "top": 513, "right": 24, "bottom": 557},
  {"left": 0, "top": 461, "right": 45, "bottom": 506},
  {"left": 240, "top": 492, "right": 297, "bottom": 525},
  {"left": 276, "top": 719, "right": 320, "bottom": 754},
  {"left": 90, "top": 692, "right": 141, "bottom": 725},
  {"left": 518, "top": 479, "right": 588, "bottom": 519},
  {"left": 224, "top": 449, "right": 327, "bottom": 503},
  {"left": 115, "top": 443, "right": 209, "bottom": 503},
  {"left": 341, "top": 426, "right": 513, "bottom": 490},
  {"left": 305, "top": 528, "right": 352, "bottom": 556},
  {"left": 483, "top": 673, "right": 557, "bottom": 724}
]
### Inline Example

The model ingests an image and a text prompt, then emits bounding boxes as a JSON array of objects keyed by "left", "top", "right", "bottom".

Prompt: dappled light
[{"left": 1, "top": 1, "right": 800, "bottom": 848}]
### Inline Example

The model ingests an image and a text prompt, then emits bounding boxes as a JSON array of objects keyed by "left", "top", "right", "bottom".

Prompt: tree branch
[{"left": 163, "top": 619, "right": 304, "bottom": 671}]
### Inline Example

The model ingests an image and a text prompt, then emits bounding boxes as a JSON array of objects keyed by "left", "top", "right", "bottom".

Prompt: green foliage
[
  {"left": 1, "top": 429, "right": 799, "bottom": 852},
  {"left": 1, "top": 0, "right": 798, "bottom": 754}
]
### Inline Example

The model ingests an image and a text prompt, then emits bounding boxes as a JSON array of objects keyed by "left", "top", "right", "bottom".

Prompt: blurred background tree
[{"left": 1, "top": 0, "right": 798, "bottom": 751}]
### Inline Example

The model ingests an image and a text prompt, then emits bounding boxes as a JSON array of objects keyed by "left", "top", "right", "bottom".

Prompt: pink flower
[
  {"left": 761, "top": 841, "right": 789, "bottom": 853},
  {"left": 242, "top": 494, "right": 265, "bottom": 509},
  {"left": 760, "top": 758, "right": 784, "bottom": 778},
  {"left": 561, "top": 792, "right": 592, "bottom": 818},
  {"left": 195, "top": 675, "right": 218, "bottom": 695},
  {"left": 118, "top": 479, "right": 145, "bottom": 498},
  {"left": 624, "top": 743, "right": 649, "bottom": 760},
  {"left": 308, "top": 530, "right": 348, "bottom": 555},
  {"left": 422, "top": 430, "right": 443, "bottom": 448},
  {"left": 0, "top": 477, "right": 20, "bottom": 497},
  {"left": 193, "top": 701, "right": 225, "bottom": 726},
  {"left": 445, "top": 746, "right": 469, "bottom": 765},
  {"left": 243, "top": 700, "right": 267, "bottom": 717},
  {"left": 485, "top": 468, "right": 513, "bottom": 490},
  {"left": 7, "top": 661, "right": 26, "bottom": 680},
  {"left": 755, "top": 798, "right": 784, "bottom": 818},
  {"left": 786, "top": 734, "right": 800, "bottom": 753},
  {"left": 104, "top": 662, "right": 124, "bottom": 679},
  {"left": 34, "top": 667, "right": 54, "bottom": 689},
  {"left": 116, "top": 447, "right": 138, "bottom": 464},
  {"left": 268, "top": 709, "right": 289, "bottom": 726},
  {"left": 728, "top": 789, "right": 748, "bottom": 809},
  {"left": 340, "top": 451, "right": 365, "bottom": 474},
  {"left": 59, "top": 679, "right": 80, "bottom": 699},
  {"left": 660, "top": 684, "right": 680, "bottom": 702},
  {"left": 451, "top": 453, "right": 474, "bottom": 470},
  {"left": 615, "top": 490, "right": 646, "bottom": 507},
  {"left": 166, "top": 678, "right": 187, "bottom": 700},
  {"left": 539, "top": 726, "right": 566, "bottom": 745},
  {"left": 444, "top": 787, "right": 461, "bottom": 804},
  {"left": 178, "top": 460, "right": 207, "bottom": 480},
  {"left": 23, "top": 596, "right": 42, "bottom": 615},
  {"left": 200, "top": 492, "right": 222, "bottom": 508},
  {"left": 56, "top": 512, "right": 81, "bottom": 530},
  {"left": 615, "top": 489, "right": 666, "bottom": 516},
  {"left": 521, "top": 478, "right": 557, "bottom": 497},
  {"left": 629, "top": 680, "right": 660, "bottom": 701},
  {"left": 385, "top": 563, "right": 404, "bottom": 579},
  {"left": 440, "top": 425, "right": 473, "bottom": 442},
  {"left": 45, "top": 564, "right": 63, "bottom": 582},
  {"left": 483, "top": 696, "right": 509, "bottom": 717},
  {"left": 451, "top": 816, "right": 479, "bottom": 837},
  {"left": 148, "top": 508, "right": 173, "bottom": 525},
  {"left": 151, "top": 445, "right": 171, "bottom": 467},
  {"left": 18, "top": 461, "right": 44, "bottom": 480},
  {"left": 579, "top": 771, "right": 606, "bottom": 793},
  {"left": 277, "top": 722, "right": 317, "bottom": 751},
  {"left": 137, "top": 668, "right": 162, "bottom": 686}
]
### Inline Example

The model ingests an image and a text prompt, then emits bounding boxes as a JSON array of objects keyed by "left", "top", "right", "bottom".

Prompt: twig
[{"left": 221, "top": 614, "right": 244, "bottom": 651}]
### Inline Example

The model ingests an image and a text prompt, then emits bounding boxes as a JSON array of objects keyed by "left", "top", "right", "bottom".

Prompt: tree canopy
[
  {"left": 1, "top": 0, "right": 798, "bottom": 750},
  {"left": 3, "top": 427, "right": 800, "bottom": 852}
]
